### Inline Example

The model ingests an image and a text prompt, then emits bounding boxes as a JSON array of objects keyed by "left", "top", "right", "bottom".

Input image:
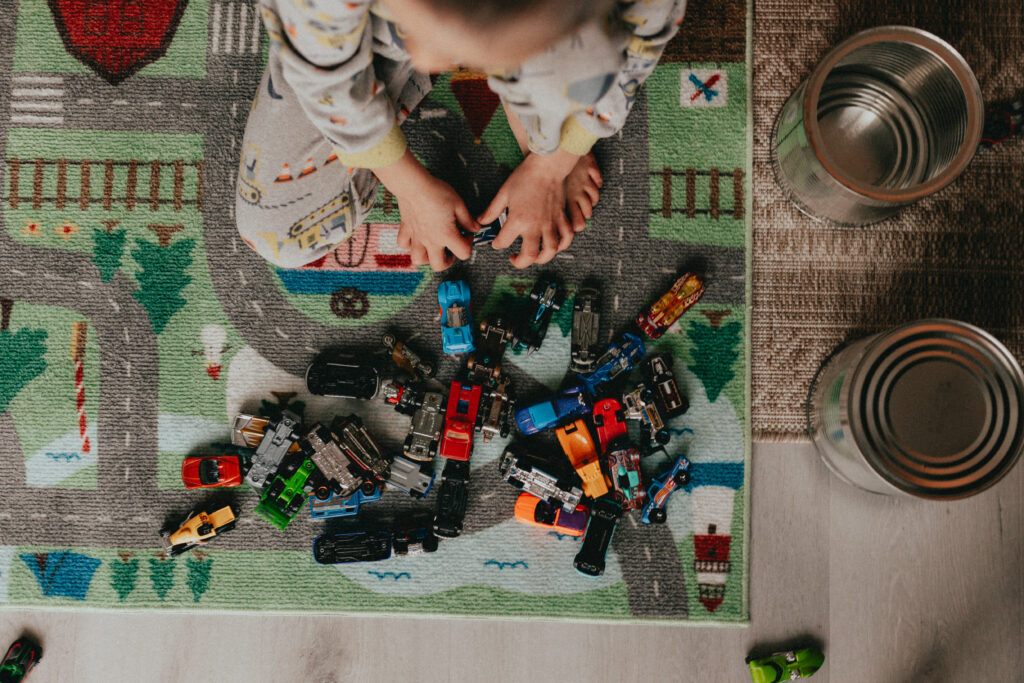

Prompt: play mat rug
[{"left": 0, "top": 0, "right": 749, "bottom": 623}]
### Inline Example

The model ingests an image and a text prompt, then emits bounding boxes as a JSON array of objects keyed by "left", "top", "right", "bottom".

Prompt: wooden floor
[{"left": 1, "top": 441, "right": 1019, "bottom": 682}]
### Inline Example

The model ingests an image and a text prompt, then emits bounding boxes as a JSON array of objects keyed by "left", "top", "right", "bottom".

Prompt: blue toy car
[
  {"left": 640, "top": 455, "right": 691, "bottom": 524},
  {"left": 579, "top": 332, "right": 646, "bottom": 395},
  {"left": 309, "top": 487, "right": 382, "bottom": 519},
  {"left": 515, "top": 385, "right": 590, "bottom": 435},
  {"left": 438, "top": 280, "right": 475, "bottom": 355}
]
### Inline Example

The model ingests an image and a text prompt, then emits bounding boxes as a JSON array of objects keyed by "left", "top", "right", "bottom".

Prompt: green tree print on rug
[
  {"left": 686, "top": 314, "right": 742, "bottom": 403},
  {"left": 149, "top": 554, "right": 175, "bottom": 601},
  {"left": 186, "top": 552, "right": 213, "bottom": 602},
  {"left": 91, "top": 222, "right": 128, "bottom": 283},
  {"left": 110, "top": 552, "right": 140, "bottom": 601},
  {"left": 132, "top": 230, "right": 195, "bottom": 334},
  {"left": 0, "top": 317, "right": 48, "bottom": 414}
]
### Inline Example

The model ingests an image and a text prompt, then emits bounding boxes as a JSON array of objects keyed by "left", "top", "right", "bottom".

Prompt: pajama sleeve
[
  {"left": 259, "top": 0, "right": 407, "bottom": 168},
  {"left": 488, "top": 0, "right": 688, "bottom": 156}
]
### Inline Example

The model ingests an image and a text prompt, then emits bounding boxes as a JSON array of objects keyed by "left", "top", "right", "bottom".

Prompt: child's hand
[
  {"left": 564, "top": 153, "right": 603, "bottom": 232},
  {"left": 375, "top": 149, "right": 478, "bottom": 271},
  {"left": 479, "top": 152, "right": 577, "bottom": 269}
]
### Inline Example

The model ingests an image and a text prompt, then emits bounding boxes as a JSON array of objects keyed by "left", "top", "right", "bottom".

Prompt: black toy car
[
  {"left": 573, "top": 497, "right": 621, "bottom": 577},
  {"left": 392, "top": 526, "right": 440, "bottom": 555},
  {"left": 512, "top": 279, "right": 566, "bottom": 354},
  {"left": 433, "top": 459, "right": 470, "bottom": 538},
  {"left": 306, "top": 351, "right": 381, "bottom": 399},
  {"left": 641, "top": 354, "right": 689, "bottom": 419},
  {"left": 0, "top": 637, "right": 42, "bottom": 683},
  {"left": 570, "top": 287, "right": 602, "bottom": 374},
  {"left": 313, "top": 530, "right": 392, "bottom": 564}
]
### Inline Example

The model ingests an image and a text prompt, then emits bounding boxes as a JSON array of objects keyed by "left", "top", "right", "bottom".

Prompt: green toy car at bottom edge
[{"left": 747, "top": 647, "right": 824, "bottom": 682}]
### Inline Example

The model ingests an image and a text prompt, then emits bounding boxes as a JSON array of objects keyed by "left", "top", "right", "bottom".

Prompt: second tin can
[{"left": 808, "top": 320, "right": 1024, "bottom": 499}]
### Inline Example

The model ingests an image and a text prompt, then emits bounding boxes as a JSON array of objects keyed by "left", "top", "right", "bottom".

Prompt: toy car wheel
[
  {"left": 592, "top": 413, "right": 604, "bottom": 426},
  {"left": 315, "top": 485, "right": 331, "bottom": 500},
  {"left": 217, "top": 520, "right": 236, "bottom": 534},
  {"left": 361, "top": 480, "right": 379, "bottom": 496},
  {"left": 650, "top": 507, "right": 668, "bottom": 524},
  {"left": 673, "top": 470, "right": 691, "bottom": 486},
  {"left": 197, "top": 523, "right": 214, "bottom": 536},
  {"left": 466, "top": 357, "right": 476, "bottom": 370},
  {"left": 508, "top": 477, "right": 524, "bottom": 489},
  {"left": 642, "top": 388, "right": 656, "bottom": 403},
  {"left": 421, "top": 362, "right": 435, "bottom": 377},
  {"left": 423, "top": 534, "right": 440, "bottom": 553},
  {"left": 382, "top": 333, "right": 396, "bottom": 349},
  {"left": 655, "top": 429, "right": 671, "bottom": 445},
  {"left": 393, "top": 539, "right": 409, "bottom": 555}
]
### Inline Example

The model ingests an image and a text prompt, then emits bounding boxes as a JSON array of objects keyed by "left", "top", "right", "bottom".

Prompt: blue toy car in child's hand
[{"left": 438, "top": 280, "right": 475, "bottom": 355}]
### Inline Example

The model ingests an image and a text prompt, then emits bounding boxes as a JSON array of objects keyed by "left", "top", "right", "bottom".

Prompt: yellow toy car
[
  {"left": 556, "top": 419, "right": 608, "bottom": 499},
  {"left": 162, "top": 505, "right": 237, "bottom": 556}
]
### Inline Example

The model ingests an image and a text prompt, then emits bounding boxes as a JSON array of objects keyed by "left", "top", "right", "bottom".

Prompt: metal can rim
[{"left": 802, "top": 26, "right": 984, "bottom": 203}]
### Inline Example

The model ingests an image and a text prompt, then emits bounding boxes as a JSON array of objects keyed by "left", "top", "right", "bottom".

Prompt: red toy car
[
  {"left": 636, "top": 272, "right": 705, "bottom": 338},
  {"left": 180, "top": 454, "right": 243, "bottom": 489},
  {"left": 591, "top": 397, "right": 628, "bottom": 453},
  {"left": 439, "top": 381, "right": 483, "bottom": 461}
]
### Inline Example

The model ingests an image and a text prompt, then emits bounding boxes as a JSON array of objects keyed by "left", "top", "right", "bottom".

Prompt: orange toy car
[
  {"left": 513, "top": 493, "right": 588, "bottom": 536},
  {"left": 162, "top": 505, "right": 237, "bottom": 556},
  {"left": 556, "top": 419, "right": 608, "bottom": 499},
  {"left": 636, "top": 272, "right": 706, "bottom": 339}
]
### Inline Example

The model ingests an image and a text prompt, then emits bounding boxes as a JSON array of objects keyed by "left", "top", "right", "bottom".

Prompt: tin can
[
  {"left": 771, "top": 27, "right": 984, "bottom": 225},
  {"left": 808, "top": 320, "right": 1024, "bottom": 499}
]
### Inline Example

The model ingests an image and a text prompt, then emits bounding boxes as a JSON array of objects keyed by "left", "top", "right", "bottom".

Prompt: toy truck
[{"left": 232, "top": 411, "right": 303, "bottom": 490}]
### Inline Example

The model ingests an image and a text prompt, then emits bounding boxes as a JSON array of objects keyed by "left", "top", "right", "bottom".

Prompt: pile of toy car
[{"left": 165, "top": 271, "right": 706, "bottom": 575}]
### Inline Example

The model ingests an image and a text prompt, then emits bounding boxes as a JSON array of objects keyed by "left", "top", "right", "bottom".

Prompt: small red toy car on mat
[
  {"left": 181, "top": 454, "right": 243, "bottom": 489},
  {"left": 591, "top": 397, "right": 628, "bottom": 453},
  {"left": 440, "top": 381, "right": 482, "bottom": 461}
]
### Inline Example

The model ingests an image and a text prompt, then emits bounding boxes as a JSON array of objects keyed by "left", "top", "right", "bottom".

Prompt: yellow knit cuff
[
  {"left": 333, "top": 123, "right": 407, "bottom": 169},
  {"left": 558, "top": 116, "right": 600, "bottom": 156}
]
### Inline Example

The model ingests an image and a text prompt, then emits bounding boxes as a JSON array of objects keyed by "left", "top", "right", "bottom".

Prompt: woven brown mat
[{"left": 752, "top": 0, "right": 1024, "bottom": 440}]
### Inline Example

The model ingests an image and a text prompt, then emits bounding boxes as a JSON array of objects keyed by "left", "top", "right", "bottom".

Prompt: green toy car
[
  {"left": 0, "top": 637, "right": 42, "bottom": 683},
  {"left": 747, "top": 647, "right": 824, "bottom": 682}
]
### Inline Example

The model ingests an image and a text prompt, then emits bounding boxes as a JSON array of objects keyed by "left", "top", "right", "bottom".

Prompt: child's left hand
[{"left": 479, "top": 152, "right": 578, "bottom": 269}]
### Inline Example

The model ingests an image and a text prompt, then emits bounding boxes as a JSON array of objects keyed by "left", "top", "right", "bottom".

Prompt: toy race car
[
  {"left": 573, "top": 497, "right": 621, "bottom": 577},
  {"left": 309, "top": 487, "right": 382, "bottom": 520},
  {"left": 331, "top": 414, "right": 392, "bottom": 484},
  {"left": 305, "top": 350, "right": 381, "bottom": 399},
  {"left": 556, "top": 419, "right": 608, "bottom": 499},
  {"left": 440, "top": 381, "right": 483, "bottom": 461},
  {"left": 641, "top": 354, "right": 689, "bottom": 418},
  {"left": 636, "top": 271, "right": 705, "bottom": 339},
  {"left": 479, "top": 378, "right": 514, "bottom": 443},
  {"left": 591, "top": 397, "right": 628, "bottom": 453},
  {"left": 498, "top": 446, "right": 583, "bottom": 512},
  {"left": 313, "top": 530, "right": 392, "bottom": 564},
  {"left": 382, "top": 380, "right": 424, "bottom": 416},
  {"left": 181, "top": 454, "right": 243, "bottom": 489},
  {"left": 232, "top": 411, "right": 303, "bottom": 490},
  {"left": 604, "top": 441, "right": 646, "bottom": 511},
  {"left": 579, "top": 333, "right": 646, "bottom": 395},
  {"left": 512, "top": 279, "right": 566, "bottom": 354},
  {"left": 513, "top": 493, "right": 589, "bottom": 536},
  {"left": 162, "top": 505, "right": 237, "bottom": 556},
  {"left": 570, "top": 286, "right": 602, "bottom": 374},
  {"left": 1, "top": 637, "right": 42, "bottom": 683},
  {"left": 255, "top": 454, "right": 318, "bottom": 530},
  {"left": 381, "top": 333, "right": 435, "bottom": 381},
  {"left": 746, "top": 647, "right": 825, "bottom": 682},
  {"left": 515, "top": 385, "right": 590, "bottom": 435},
  {"left": 303, "top": 424, "right": 377, "bottom": 499},
  {"left": 392, "top": 526, "right": 440, "bottom": 556},
  {"left": 386, "top": 454, "right": 435, "bottom": 498},
  {"left": 640, "top": 455, "right": 691, "bottom": 524},
  {"left": 466, "top": 317, "right": 513, "bottom": 385},
  {"left": 433, "top": 459, "right": 471, "bottom": 538},
  {"left": 622, "top": 385, "right": 671, "bottom": 447},
  {"left": 403, "top": 391, "right": 444, "bottom": 462},
  {"left": 438, "top": 280, "right": 475, "bottom": 354}
]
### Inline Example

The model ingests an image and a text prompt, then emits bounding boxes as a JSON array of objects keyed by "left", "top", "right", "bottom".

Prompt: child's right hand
[{"left": 375, "top": 150, "right": 478, "bottom": 271}]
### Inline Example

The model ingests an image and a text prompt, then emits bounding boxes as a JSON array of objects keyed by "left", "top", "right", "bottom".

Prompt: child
[{"left": 236, "top": 0, "right": 687, "bottom": 270}]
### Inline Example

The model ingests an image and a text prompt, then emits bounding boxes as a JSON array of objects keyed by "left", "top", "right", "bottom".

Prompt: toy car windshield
[{"left": 198, "top": 459, "right": 221, "bottom": 485}]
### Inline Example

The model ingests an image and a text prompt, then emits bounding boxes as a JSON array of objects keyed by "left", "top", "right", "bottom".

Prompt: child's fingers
[
  {"left": 589, "top": 165, "right": 603, "bottom": 188},
  {"left": 396, "top": 223, "right": 412, "bottom": 250},
  {"left": 509, "top": 235, "right": 539, "bottom": 269},
  {"left": 535, "top": 225, "right": 559, "bottom": 265},
  {"left": 427, "top": 246, "right": 454, "bottom": 272},
  {"left": 580, "top": 197, "right": 594, "bottom": 219},
  {"left": 454, "top": 202, "right": 480, "bottom": 234},
  {"left": 478, "top": 190, "right": 508, "bottom": 226},
  {"left": 569, "top": 202, "right": 586, "bottom": 232},
  {"left": 584, "top": 183, "right": 600, "bottom": 207},
  {"left": 491, "top": 216, "right": 521, "bottom": 251},
  {"left": 557, "top": 221, "right": 575, "bottom": 251},
  {"left": 410, "top": 244, "right": 429, "bottom": 266},
  {"left": 447, "top": 230, "right": 473, "bottom": 261}
]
